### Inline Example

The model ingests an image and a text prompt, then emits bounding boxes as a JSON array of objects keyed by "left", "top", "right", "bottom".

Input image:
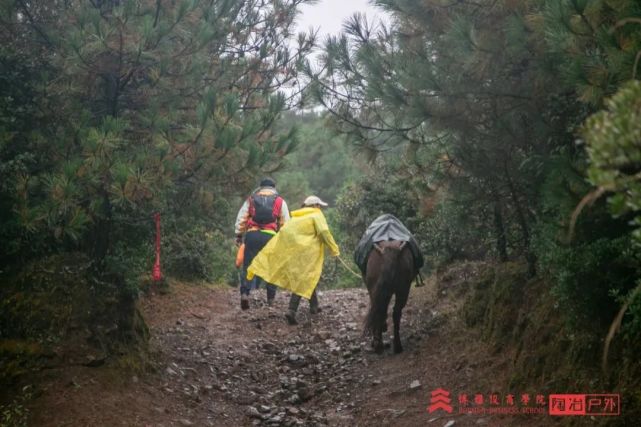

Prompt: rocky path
[{"left": 26, "top": 276, "right": 544, "bottom": 427}]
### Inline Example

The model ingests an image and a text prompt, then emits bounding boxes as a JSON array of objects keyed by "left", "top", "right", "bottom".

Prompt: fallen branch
[
  {"left": 603, "top": 283, "right": 641, "bottom": 373},
  {"left": 189, "top": 310, "right": 207, "bottom": 320}
]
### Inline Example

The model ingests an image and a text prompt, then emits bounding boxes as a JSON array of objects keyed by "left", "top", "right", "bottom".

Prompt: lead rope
[
  {"left": 336, "top": 254, "right": 424, "bottom": 285},
  {"left": 337, "top": 255, "right": 362, "bottom": 279}
]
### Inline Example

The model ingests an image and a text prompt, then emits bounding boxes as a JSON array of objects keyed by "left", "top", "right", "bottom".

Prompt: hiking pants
[{"left": 240, "top": 230, "right": 277, "bottom": 299}]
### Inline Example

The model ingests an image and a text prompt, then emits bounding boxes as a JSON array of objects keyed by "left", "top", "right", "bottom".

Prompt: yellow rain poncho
[{"left": 247, "top": 207, "right": 340, "bottom": 299}]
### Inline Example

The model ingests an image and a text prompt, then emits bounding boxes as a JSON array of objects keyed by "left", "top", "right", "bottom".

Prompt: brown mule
[{"left": 363, "top": 240, "right": 417, "bottom": 354}]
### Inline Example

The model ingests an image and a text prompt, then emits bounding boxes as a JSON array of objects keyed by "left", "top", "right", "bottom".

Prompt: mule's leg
[
  {"left": 392, "top": 286, "right": 410, "bottom": 354},
  {"left": 382, "top": 304, "right": 388, "bottom": 333},
  {"left": 372, "top": 318, "right": 386, "bottom": 354},
  {"left": 372, "top": 326, "right": 384, "bottom": 354},
  {"left": 365, "top": 282, "right": 384, "bottom": 353},
  {"left": 373, "top": 291, "right": 393, "bottom": 354}
]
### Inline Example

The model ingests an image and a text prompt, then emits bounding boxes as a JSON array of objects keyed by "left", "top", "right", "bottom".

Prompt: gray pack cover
[{"left": 353, "top": 214, "right": 424, "bottom": 275}]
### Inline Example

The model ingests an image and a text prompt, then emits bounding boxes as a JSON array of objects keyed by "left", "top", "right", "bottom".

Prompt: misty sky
[{"left": 295, "top": 0, "right": 388, "bottom": 41}]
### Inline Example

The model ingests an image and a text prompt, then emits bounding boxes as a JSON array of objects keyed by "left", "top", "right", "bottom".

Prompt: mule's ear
[{"left": 374, "top": 243, "right": 384, "bottom": 254}]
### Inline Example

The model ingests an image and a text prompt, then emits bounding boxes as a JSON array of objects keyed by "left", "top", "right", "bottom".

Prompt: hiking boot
[
  {"left": 267, "top": 297, "right": 274, "bottom": 307},
  {"left": 310, "top": 305, "right": 322, "bottom": 315},
  {"left": 285, "top": 310, "right": 298, "bottom": 325},
  {"left": 240, "top": 295, "right": 249, "bottom": 310}
]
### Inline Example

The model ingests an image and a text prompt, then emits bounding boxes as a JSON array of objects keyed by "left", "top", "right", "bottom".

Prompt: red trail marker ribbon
[{"left": 152, "top": 212, "right": 163, "bottom": 282}]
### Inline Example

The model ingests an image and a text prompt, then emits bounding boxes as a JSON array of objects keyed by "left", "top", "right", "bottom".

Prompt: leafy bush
[
  {"left": 416, "top": 198, "right": 495, "bottom": 272},
  {"left": 333, "top": 165, "right": 422, "bottom": 254},
  {"left": 164, "top": 226, "right": 236, "bottom": 284},
  {"left": 0, "top": 386, "right": 31, "bottom": 427},
  {"left": 584, "top": 80, "right": 641, "bottom": 243},
  {"left": 103, "top": 239, "right": 152, "bottom": 297},
  {"left": 535, "top": 229, "right": 641, "bottom": 333},
  {"left": 334, "top": 161, "right": 501, "bottom": 274}
]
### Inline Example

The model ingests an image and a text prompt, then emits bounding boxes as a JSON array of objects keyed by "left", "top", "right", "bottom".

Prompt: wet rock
[
  {"left": 258, "top": 405, "right": 272, "bottom": 413},
  {"left": 267, "top": 414, "right": 283, "bottom": 424},
  {"left": 246, "top": 406, "right": 263, "bottom": 419},
  {"left": 287, "top": 354, "right": 307, "bottom": 367},
  {"left": 261, "top": 342, "right": 278, "bottom": 353},
  {"left": 310, "top": 411, "right": 327, "bottom": 423},
  {"left": 293, "top": 378, "right": 308, "bottom": 389},
  {"left": 317, "top": 384, "right": 329, "bottom": 396},
  {"left": 298, "top": 386, "right": 314, "bottom": 402},
  {"left": 346, "top": 322, "right": 357, "bottom": 330},
  {"left": 280, "top": 376, "right": 291, "bottom": 388},
  {"left": 249, "top": 385, "right": 266, "bottom": 395},
  {"left": 306, "top": 353, "right": 321, "bottom": 364},
  {"left": 286, "top": 407, "right": 300, "bottom": 415},
  {"left": 316, "top": 330, "right": 331, "bottom": 340},
  {"left": 288, "top": 393, "right": 301, "bottom": 404}
]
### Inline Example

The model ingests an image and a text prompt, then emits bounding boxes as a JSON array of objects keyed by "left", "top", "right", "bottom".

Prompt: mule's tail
[{"left": 364, "top": 277, "right": 394, "bottom": 336}]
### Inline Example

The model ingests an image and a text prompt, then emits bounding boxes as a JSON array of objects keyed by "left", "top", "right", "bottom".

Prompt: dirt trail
[{"left": 26, "top": 275, "right": 547, "bottom": 427}]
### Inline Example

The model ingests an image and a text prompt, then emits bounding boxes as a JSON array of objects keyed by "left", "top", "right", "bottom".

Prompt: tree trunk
[
  {"left": 492, "top": 198, "right": 508, "bottom": 262},
  {"left": 92, "top": 190, "right": 113, "bottom": 265},
  {"left": 503, "top": 163, "right": 536, "bottom": 277}
]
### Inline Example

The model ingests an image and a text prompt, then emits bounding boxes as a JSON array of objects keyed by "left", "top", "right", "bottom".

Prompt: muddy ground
[{"left": 24, "top": 273, "right": 551, "bottom": 426}]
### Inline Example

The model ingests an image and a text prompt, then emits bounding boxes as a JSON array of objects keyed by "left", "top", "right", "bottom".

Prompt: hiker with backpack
[{"left": 234, "top": 177, "right": 290, "bottom": 309}]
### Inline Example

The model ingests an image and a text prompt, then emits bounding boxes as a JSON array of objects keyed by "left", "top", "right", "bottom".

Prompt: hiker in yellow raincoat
[{"left": 247, "top": 195, "right": 340, "bottom": 325}]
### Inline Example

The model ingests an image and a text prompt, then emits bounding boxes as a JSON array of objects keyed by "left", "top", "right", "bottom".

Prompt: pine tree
[
  {"left": 0, "top": 0, "right": 314, "bottom": 279},
  {"left": 309, "top": 0, "right": 569, "bottom": 271}
]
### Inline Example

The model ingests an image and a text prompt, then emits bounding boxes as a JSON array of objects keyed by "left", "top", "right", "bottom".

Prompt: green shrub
[
  {"left": 417, "top": 198, "right": 495, "bottom": 272},
  {"left": 536, "top": 232, "right": 641, "bottom": 333},
  {"left": 164, "top": 226, "right": 236, "bottom": 284},
  {"left": 103, "top": 239, "right": 152, "bottom": 297},
  {"left": 0, "top": 386, "right": 31, "bottom": 427}
]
